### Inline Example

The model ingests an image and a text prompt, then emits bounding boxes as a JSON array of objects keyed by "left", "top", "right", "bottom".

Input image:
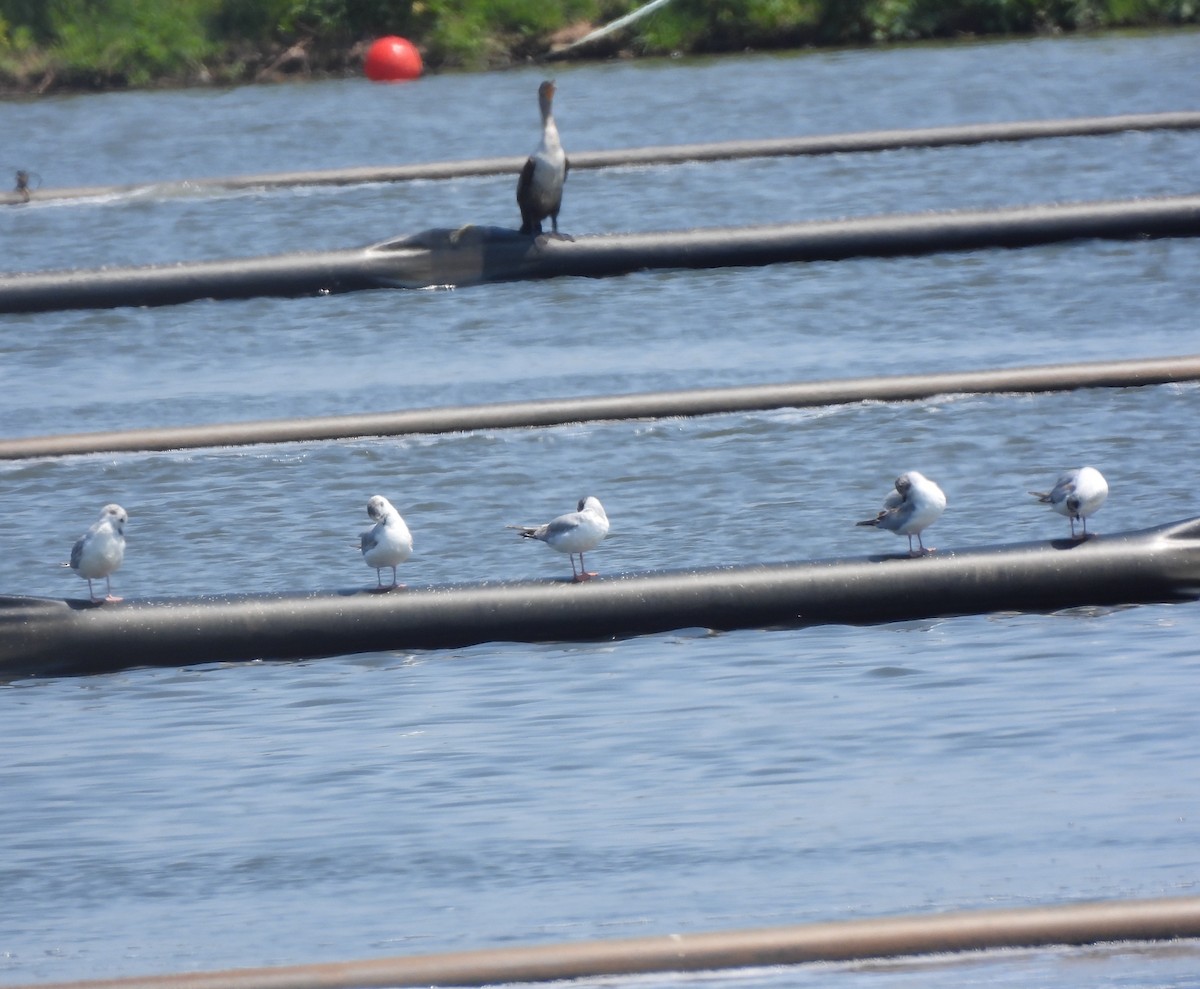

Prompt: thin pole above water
[
  {"left": 10, "top": 896, "right": 1200, "bottom": 989},
  {"left": 0, "top": 353, "right": 1198, "bottom": 460},
  {"left": 4, "top": 110, "right": 1199, "bottom": 205}
]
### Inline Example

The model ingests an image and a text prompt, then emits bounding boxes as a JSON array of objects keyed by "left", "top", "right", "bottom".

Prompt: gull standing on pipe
[
  {"left": 510, "top": 495, "right": 609, "bottom": 581},
  {"left": 516, "top": 79, "right": 570, "bottom": 238},
  {"left": 360, "top": 495, "right": 413, "bottom": 590},
  {"left": 857, "top": 471, "right": 947, "bottom": 557},
  {"left": 1031, "top": 466, "right": 1108, "bottom": 539},
  {"left": 66, "top": 503, "right": 127, "bottom": 602}
]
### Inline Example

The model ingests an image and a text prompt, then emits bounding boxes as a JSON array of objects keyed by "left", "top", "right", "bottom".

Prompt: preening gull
[
  {"left": 857, "top": 471, "right": 947, "bottom": 557},
  {"left": 67, "top": 503, "right": 127, "bottom": 602},
  {"left": 510, "top": 495, "right": 609, "bottom": 581},
  {"left": 1031, "top": 466, "right": 1108, "bottom": 539},
  {"left": 360, "top": 495, "right": 413, "bottom": 590}
]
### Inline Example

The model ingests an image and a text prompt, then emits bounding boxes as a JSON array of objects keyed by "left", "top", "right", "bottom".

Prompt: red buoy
[{"left": 364, "top": 36, "right": 423, "bottom": 82}]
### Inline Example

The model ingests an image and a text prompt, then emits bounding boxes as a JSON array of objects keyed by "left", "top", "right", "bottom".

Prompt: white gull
[
  {"left": 1031, "top": 466, "right": 1108, "bottom": 539},
  {"left": 360, "top": 495, "right": 413, "bottom": 590},
  {"left": 68, "top": 503, "right": 127, "bottom": 602},
  {"left": 857, "top": 471, "right": 947, "bottom": 557},
  {"left": 509, "top": 495, "right": 609, "bottom": 581}
]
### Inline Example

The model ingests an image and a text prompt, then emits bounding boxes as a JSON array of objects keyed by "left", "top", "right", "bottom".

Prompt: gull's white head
[
  {"left": 100, "top": 504, "right": 128, "bottom": 533},
  {"left": 578, "top": 495, "right": 605, "bottom": 516},
  {"left": 366, "top": 495, "right": 396, "bottom": 523}
]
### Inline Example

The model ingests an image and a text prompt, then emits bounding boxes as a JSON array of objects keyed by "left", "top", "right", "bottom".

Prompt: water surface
[{"left": 1, "top": 31, "right": 1199, "bottom": 988}]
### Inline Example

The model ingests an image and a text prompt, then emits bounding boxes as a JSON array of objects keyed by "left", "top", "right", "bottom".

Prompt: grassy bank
[{"left": 0, "top": 0, "right": 1196, "bottom": 93}]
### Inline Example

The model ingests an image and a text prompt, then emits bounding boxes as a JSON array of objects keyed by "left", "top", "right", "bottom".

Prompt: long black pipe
[
  {"left": 4, "top": 516, "right": 1199, "bottom": 680},
  {"left": 11, "top": 897, "right": 1200, "bottom": 989},
  {"left": 3, "top": 193, "right": 1200, "bottom": 313},
  {"left": 4, "top": 111, "right": 1199, "bottom": 205},
  {"left": 2, "top": 354, "right": 1198, "bottom": 460}
]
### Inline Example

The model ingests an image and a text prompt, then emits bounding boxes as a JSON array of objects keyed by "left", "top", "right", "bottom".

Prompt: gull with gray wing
[
  {"left": 510, "top": 495, "right": 609, "bottom": 581},
  {"left": 857, "top": 471, "right": 946, "bottom": 557},
  {"left": 67, "top": 503, "right": 127, "bottom": 602},
  {"left": 1031, "top": 466, "right": 1107, "bottom": 539},
  {"left": 360, "top": 495, "right": 413, "bottom": 590}
]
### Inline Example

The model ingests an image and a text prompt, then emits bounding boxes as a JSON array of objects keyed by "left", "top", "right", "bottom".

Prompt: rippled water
[{"left": 2, "top": 30, "right": 1200, "bottom": 988}]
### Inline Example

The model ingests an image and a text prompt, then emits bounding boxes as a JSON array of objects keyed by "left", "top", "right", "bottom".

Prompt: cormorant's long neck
[{"left": 539, "top": 92, "right": 560, "bottom": 153}]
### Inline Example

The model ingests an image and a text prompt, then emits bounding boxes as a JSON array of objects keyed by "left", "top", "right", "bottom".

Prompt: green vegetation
[{"left": 0, "top": 0, "right": 1195, "bottom": 92}]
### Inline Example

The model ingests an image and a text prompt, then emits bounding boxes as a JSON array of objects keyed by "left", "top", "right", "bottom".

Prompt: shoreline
[{"left": 0, "top": 18, "right": 1196, "bottom": 99}]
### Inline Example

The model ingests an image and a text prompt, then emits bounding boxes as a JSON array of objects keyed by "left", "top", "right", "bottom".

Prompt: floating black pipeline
[
  {"left": 3, "top": 194, "right": 1200, "bottom": 314},
  {"left": 3, "top": 516, "right": 1198, "bottom": 680}
]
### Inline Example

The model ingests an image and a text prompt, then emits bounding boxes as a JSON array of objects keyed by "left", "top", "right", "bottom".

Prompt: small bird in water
[
  {"left": 360, "top": 495, "right": 413, "bottom": 590},
  {"left": 67, "top": 503, "right": 127, "bottom": 602},
  {"left": 516, "top": 79, "right": 569, "bottom": 239},
  {"left": 857, "top": 471, "right": 947, "bottom": 557},
  {"left": 1030, "top": 466, "right": 1107, "bottom": 540},
  {"left": 509, "top": 495, "right": 609, "bottom": 582}
]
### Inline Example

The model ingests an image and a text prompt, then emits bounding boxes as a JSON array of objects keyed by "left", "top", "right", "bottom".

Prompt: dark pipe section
[
  {"left": 4, "top": 111, "right": 1199, "bottom": 205},
  {"left": 4, "top": 516, "right": 1199, "bottom": 680},
  {"left": 2, "top": 194, "right": 1200, "bottom": 314},
  {"left": 0, "top": 244, "right": 395, "bottom": 313},
  {"left": 1, "top": 354, "right": 1198, "bottom": 460}
]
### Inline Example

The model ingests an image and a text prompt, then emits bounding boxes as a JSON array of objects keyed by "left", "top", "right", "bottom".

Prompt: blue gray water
[{"left": 2, "top": 29, "right": 1200, "bottom": 988}]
